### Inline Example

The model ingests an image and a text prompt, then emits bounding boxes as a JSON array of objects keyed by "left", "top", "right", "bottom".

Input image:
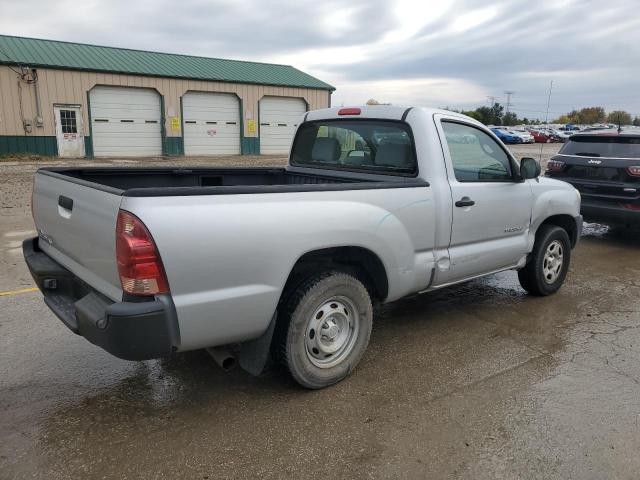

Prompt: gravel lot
[{"left": 3, "top": 143, "right": 640, "bottom": 479}]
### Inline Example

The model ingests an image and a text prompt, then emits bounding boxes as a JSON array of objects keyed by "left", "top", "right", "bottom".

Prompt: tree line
[
  {"left": 553, "top": 107, "right": 640, "bottom": 126},
  {"left": 446, "top": 103, "right": 541, "bottom": 126},
  {"left": 445, "top": 104, "right": 640, "bottom": 127}
]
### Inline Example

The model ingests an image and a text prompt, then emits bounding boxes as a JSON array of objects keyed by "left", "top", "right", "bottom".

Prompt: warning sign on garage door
[{"left": 170, "top": 117, "right": 180, "bottom": 132}]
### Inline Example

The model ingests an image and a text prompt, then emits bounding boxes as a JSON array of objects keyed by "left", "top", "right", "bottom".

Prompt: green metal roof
[{"left": 0, "top": 34, "right": 335, "bottom": 91}]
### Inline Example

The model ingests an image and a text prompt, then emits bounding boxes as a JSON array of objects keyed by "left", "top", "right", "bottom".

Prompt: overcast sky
[{"left": 2, "top": 0, "right": 639, "bottom": 119}]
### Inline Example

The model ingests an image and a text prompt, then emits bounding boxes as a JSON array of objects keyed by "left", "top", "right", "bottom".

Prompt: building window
[{"left": 60, "top": 110, "right": 78, "bottom": 134}]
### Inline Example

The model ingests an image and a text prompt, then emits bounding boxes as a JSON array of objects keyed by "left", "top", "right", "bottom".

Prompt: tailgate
[
  {"left": 32, "top": 171, "right": 124, "bottom": 301},
  {"left": 551, "top": 155, "right": 640, "bottom": 202}
]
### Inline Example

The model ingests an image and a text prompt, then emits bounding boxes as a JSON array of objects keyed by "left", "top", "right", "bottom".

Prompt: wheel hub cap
[
  {"left": 322, "top": 320, "right": 340, "bottom": 341},
  {"left": 542, "top": 240, "right": 564, "bottom": 284},
  {"left": 306, "top": 296, "right": 360, "bottom": 368}
]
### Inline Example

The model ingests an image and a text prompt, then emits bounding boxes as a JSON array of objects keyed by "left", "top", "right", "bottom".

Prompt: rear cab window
[
  {"left": 560, "top": 135, "right": 640, "bottom": 158},
  {"left": 290, "top": 120, "right": 417, "bottom": 176}
]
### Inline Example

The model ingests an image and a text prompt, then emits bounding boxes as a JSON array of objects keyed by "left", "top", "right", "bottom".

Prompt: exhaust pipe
[{"left": 206, "top": 347, "right": 236, "bottom": 371}]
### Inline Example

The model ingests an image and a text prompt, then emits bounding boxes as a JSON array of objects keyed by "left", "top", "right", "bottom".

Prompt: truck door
[{"left": 435, "top": 118, "right": 533, "bottom": 285}]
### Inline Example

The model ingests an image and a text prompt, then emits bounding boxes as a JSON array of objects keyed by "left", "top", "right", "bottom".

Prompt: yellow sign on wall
[
  {"left": 170, "top": 116, "right": 181, "bottom": 133},
  {"left": 247, "top": 119, "right": 256, "bottom": 135}
]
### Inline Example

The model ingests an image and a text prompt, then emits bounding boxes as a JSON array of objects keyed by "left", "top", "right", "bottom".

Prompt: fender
[{"left": 527, "top": 177, "right": 582, "bottom": 251}]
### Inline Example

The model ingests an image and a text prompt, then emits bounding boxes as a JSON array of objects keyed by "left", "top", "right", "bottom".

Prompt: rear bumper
[
  {"left": 581, "top": 202, "right": 640, "bottom": 225},
  {"left": 23, "top": 237, "right": 180, "bottom": 360},
  {"left": 546, "top": 175, "right": 640, "bottom": 225}
]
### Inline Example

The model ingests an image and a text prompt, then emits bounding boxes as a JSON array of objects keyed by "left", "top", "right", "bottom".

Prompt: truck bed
[{"left": 40, "top": 167, "right": 426, "bottom": 197}]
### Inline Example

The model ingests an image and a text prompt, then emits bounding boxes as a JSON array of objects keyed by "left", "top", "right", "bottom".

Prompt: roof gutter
[{"left": 0, "top": 60, "right": 336, "bottom": 91}]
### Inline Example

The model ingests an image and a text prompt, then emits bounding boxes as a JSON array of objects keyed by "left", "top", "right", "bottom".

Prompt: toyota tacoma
[{"left": 24, "top": 106, "right": 582, "bottom": 388}]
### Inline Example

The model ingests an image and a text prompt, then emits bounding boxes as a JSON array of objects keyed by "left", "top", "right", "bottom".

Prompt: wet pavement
[{"left": 2, "top": 147, "right": 640, "bottom": 479}]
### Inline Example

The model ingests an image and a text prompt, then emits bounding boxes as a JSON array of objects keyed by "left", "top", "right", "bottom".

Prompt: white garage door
[
  {"left": 259, "top": 97, "right": 306, "bottom": 154},
  {"left": 90, "top": 86, "right": 162, "bottom": 157},
  {"left": 183, "top": 92, "right": 240, "bottom": 155}
]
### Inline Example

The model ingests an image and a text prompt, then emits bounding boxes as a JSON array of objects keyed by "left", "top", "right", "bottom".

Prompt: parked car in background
[
  {"left": 548, "top": 129, "right": 572, "bottom": 142},
  {"left": 23, "top": 105, "right": 582, "bottom": 389},
  {"left": 581, "top": 126, "right": 614, "bottom": 132},
  {"left": 509, "top": 129, "right": 535, "bottom": 143},
  {"left": 583, "top": 124, "right": 618, "bottom": 132},
  {"left": 561, "top": 124, "right": 581, "bottom": 131},
  {"left": 545, "top": 131, "right": 640, "bottom": 225},
  {"left": 490, "top": 127, "right": 523, "bottom": 144},
  {"left": 539, "top": 128, "right": 567, "bottom": 142},
  {"left": 530, "top": 129, "right": 556, "bottom": 143}
]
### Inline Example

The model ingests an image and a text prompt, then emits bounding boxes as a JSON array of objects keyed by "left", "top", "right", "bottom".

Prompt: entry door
[
  {"left": 436, "top": 119, "right": 533, "bottom": 284},
  {"left": 54, "top": 106, "right": 85, "bottom": 158}
]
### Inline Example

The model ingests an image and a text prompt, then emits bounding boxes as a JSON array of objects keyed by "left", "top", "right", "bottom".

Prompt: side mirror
[{"left": 520, "top": 157, "right": 541, "bottom": 179}]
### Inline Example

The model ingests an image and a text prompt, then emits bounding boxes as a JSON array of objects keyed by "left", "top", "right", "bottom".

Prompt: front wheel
[
  {"left": 273, "top": 272, "right": 373, "bottom": 389},
  {"left": 518, "top": 225, "right": 571, "bottom": 296}
]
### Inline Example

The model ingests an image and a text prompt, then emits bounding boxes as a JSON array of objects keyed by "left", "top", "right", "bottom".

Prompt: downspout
[{"left": 32, "top": 68, "right": 43, "bottom": 127}]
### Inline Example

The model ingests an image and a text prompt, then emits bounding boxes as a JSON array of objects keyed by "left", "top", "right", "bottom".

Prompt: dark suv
[{"left": 545, "top": 131, "right": 640, "bottom": 225}]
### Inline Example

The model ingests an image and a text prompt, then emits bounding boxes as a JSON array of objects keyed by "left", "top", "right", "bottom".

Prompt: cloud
[
  {"left": 1, "top": 0, "right": 639, "bottom": 117},
  {"left": 331, "top": 77, "right": 487, "bottom": 107},
  {"left": 449, "top": 7, "right": 497, "bottom": 33}
]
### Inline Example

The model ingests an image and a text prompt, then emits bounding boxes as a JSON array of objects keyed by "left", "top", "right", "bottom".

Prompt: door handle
[
  {"left": 58, "top": 195, "right": 74, "bottom": 211},
  {"left": 455, "top": 196, "right": 475, "bottom": 208}
]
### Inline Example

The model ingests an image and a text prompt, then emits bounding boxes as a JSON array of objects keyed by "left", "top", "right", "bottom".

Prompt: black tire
[
  {"left": 273, "top": 271, "right": 373, "bottom": 389},
  {"left": 518, "top": 225, "right": 571, "bottom": 296}
]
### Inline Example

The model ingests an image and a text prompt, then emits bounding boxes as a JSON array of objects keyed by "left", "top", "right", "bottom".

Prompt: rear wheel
[
  {"left": 274, "top": 272, "right": 373, "bottom": 389},
  {"left": 518, "top": 225, "right": 571, "bottom": 296}
]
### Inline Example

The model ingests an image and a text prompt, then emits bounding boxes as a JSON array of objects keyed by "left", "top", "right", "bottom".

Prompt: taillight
[
  {"left": 621, "top": 203, "right": 640, "bottom": 211},
  {"left": 338, "top": 107, "right": 361, "bottom": 116},
  {"left": 627, "top": 166, "right": 640, "bottom": 176},
  {"left": 547, "top": 160, "right": 565, "bottom": 172},
  {"left": 116, "top": 210, "right": 169, "bottom": 296}
]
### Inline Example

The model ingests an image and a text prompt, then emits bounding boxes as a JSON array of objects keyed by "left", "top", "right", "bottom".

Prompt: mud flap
[{"left": 237, "top": 312, "right": 277, "bottom": 376}]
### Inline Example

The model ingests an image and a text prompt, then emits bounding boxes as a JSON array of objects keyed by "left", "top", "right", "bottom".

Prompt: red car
[{"left": 530, "top": 129, "right": 561, "bottom": 143}]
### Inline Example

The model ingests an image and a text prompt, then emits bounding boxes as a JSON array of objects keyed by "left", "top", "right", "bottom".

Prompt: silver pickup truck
[{"left": 24, "top": 106, "right": 582, "bottom": 388}]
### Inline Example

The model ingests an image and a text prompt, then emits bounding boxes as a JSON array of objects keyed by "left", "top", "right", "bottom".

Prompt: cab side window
[{"left": 442, "top": 122, "right": 513, "bottom": 182}]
